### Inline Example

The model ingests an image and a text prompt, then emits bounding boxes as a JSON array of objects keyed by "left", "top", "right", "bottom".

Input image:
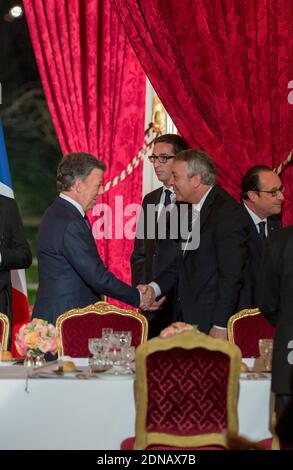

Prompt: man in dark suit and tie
[
  {"left": 0, "top": 195, "right": 32, "bottom": 330},
  {"left": 240, "top": 165, "right": 283, "bottom": 305},
  {"left": 33, "top": 152, "right": 152, "bottom": 325},
  {"left": 131, "top": 134, "right": 188, "bottom": 337},
  {"left": 147, "top": 149, "right": 249, "bottom": 339},
  {"left": 257, "top": 226, "right": 293, "bottom": 417}
]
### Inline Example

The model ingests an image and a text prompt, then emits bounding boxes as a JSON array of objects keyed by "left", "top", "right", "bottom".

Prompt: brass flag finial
[{"left": 152, "top": 96, "right": 166, "bottom": 137}]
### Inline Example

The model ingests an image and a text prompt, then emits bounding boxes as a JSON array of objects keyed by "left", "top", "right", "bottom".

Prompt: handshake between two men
[
  {"left": 135, "top": 284, "right": 227, "bottom": 340},
  {"left": 137, "top": 284, "right": 166, "bottom": 312}
]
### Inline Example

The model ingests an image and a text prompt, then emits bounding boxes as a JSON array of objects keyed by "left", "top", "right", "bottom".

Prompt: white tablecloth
[
  {"left": 0, "top": 362, "right": 271, "bottom": 449},
  {"left": 238, "top": 373, "right": 272, "bottom": 441}
]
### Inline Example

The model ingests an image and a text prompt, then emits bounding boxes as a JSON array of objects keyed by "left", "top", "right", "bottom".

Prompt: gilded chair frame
[
  {"left": 134, "top": 330, "right": 241, "bottom": 450},
  {"left": 0, "top": 312, "right": 9, "bottom": 351},
  {"left": 56, "top": 301, "right": 148, "bottom": 356},
  {"left": 227, "top": 308, "right": 261, "bottom": 345}
]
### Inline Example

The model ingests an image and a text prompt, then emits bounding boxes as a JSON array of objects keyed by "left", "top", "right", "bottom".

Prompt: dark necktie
[
  {"left": 258, "top": 221, "right": 266, "bottom": 240},
  {"left": 84, "top": 214, "right": 91, "bottom": 230},
  {"left": 164, "top": 189, "right": 172, "bottom": 237},
  {"left": 164, "top": 189, "right": 172, "bottom": 208},
  {"left": 156, "top": 189, "right": 172, "bottom": 239}
]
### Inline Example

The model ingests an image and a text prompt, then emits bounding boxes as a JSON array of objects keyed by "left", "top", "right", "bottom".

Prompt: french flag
[{"left": 0, "top": 120, "right": 30, "bottom": 355}]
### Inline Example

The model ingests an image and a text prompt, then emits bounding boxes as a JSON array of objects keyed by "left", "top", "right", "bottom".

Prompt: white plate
[
  {"left": 33, "top": 370, "right": 80, "bottom": 378},
  {"left": 240, "top": 372, "right": 270, "bottom": 380},
  {"left": 58, "top": 371, "right": 78, "bottom": 378},
  {"left": 55, "top": 369, "right": 82, "bottom": 376},
  {"left": 98, "top": 368, "right": 135, "bottom": 380},
  {"left": 242, "top": 358, "right": 255, "bottom": 368},
  {"left": 0, "top": 361, "right": 16, "bottom": 367},
  {"left": 58, "top": 356, "right": 89, "bottom": 367}
]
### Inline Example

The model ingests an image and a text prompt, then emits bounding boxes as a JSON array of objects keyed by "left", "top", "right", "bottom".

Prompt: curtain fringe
[
  {"left": 275, "top": 149, "right": 293, "bottom": 175},
  {"left": 103, "top": 123, "right": 155, "bottom": 193}
]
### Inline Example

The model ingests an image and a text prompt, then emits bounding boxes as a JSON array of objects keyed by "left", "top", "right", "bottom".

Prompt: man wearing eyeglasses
[
  {"left": 241, "top": 165, "right": 283, "bottom": 305},
  {"left": 131, "top": 133, "right": 188, "bottom": 337}
]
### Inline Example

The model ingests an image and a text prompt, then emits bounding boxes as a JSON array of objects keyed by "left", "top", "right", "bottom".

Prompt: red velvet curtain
[
  {"left": 23, "top": 0, "right": 146, "bottom": 293},
  {"left": 112, "top": 0, "right": 293, "bottom": 225}
]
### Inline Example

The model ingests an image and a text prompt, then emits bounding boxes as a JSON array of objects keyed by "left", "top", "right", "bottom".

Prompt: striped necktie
[{"left": 258, "top": 221, "right": 266, "bottom": 240}]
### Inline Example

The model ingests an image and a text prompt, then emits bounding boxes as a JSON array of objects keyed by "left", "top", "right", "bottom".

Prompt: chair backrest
[
  {"left": 56, "top": 301, "right": 148, "bottom": 357},
  {"left": 0, "top": 313, "right": 9, "bottom": 351},
  {"left": 227, "top": 308, "right": 275, "bottom": 357},
  {"left": 134, "top": 330, "right": 241, "bottom": 449}
]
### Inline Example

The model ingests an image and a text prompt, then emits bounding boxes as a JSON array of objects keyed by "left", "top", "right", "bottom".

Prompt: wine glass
[
  {"left": 88, "top": 338, "right": 103, "bottom": 364},
  {"left": 106, "top": 333, "right": 123, "bottom": 369},
  {"left": 121, "top": 346, "right": 135, "bottom": 373},
  {"left": 101, "top": 328, "right": 113, "bottom": 341},
  {"left": 107, "top": 347, "right": 122, "bottom": 370},
  {"left": 116, "top": 331, "right": 132, "bottom": 348},
  {"left": 258, "top": 339, "right": 273, "bottom": 371}
]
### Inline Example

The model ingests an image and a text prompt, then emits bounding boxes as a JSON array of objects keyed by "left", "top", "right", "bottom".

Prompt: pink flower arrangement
[
  {"left": 15, "top": 318, "right": 59, "bottom": 356},
  {"left": 160, "top": 322, "right": 196, "bottom": 338}
]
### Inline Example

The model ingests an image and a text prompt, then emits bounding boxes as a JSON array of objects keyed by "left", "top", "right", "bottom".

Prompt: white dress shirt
[{"left": 59, "top": 193, "right": 85, "bottom": 217}]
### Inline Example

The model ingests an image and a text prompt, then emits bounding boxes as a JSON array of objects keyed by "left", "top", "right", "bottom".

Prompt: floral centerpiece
[
  {"left": 160, "top": 322, "right": 196, "bottom": 338},
  {"left": 15, "top": 318, "right": 59, "bottom": 357}
]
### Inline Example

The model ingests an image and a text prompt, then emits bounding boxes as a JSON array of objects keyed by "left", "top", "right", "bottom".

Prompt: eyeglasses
[
  {"left": 148, "top": 154, "right": 175, "bottom": 164},
  {"left": 257, "top": 185, "right": 285, "bottom": 197}
]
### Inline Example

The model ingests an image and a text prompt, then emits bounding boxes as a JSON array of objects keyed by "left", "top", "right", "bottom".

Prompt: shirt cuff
[
  {"left": 148, "top": 282, "right": 161, "bottom": 299},
  {"left": 213, "top": 325, "right": 227, "bottom": 330}
]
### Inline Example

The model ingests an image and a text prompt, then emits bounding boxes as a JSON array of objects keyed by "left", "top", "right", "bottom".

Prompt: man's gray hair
[
  {"left": 174, "top": 149, "right": 217, "bottom": 185},
  {"left": 56, "top": 152, "right": 106, "bottom": 192}
]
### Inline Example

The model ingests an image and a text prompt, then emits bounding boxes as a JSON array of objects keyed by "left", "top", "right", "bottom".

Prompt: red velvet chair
[
  {"left": 227, "top": 308, "right": 275, "bottom": 357},
  {"left": 0, "top": 312, "right": 9, "bottom": 351},
  {"left": 121, "top": 329, "right": 241, "bottom": 450},
  {"left": 56, "top": 301, "right": 148, "bottom": 357}
]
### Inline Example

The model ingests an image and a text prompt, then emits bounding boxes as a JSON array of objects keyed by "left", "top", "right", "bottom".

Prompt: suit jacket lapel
[
  {"left": 56, "top": 196, "right": 90, "bottom": 228},
  {"left": 250, "top": 215, "right": 263, "bottom": 256},
  {"left": 267, "top": 217, "right": 281, "bottom": 235},
  {"left": 241, "top": 204, "right": 263, "bottom": 256},
  {"left": 0, "top": 201, "right": 5, "bottom": 236},
  {"left": 145, "top": 187, "right": 163, "bottom": 255},
  {"left": 199, "top": 185, "right": 219, "bottom": 231},
  {"left": 154, "top": 187, "right": 164, "bottom": 205},
  {"left": 182, "top": 185, "right": 218, "bottom": 259},
  {"left": 150, "top": 187, "right": 163, "bottom": 224}
]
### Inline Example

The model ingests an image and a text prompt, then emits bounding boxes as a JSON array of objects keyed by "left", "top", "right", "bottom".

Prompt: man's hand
[
  {"left": 147, "top": 296, "right": 167, "bottom": 312},
  {"left": 209, "top": 326, "right": 227, "bottom": 340},
  {"left": 137, "top": 284, "right": 156, "bottom": 310}
]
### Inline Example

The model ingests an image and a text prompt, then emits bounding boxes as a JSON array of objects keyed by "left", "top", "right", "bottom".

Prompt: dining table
[{"left": 0, "top": 359, "right": 272, "bottom": 449}]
